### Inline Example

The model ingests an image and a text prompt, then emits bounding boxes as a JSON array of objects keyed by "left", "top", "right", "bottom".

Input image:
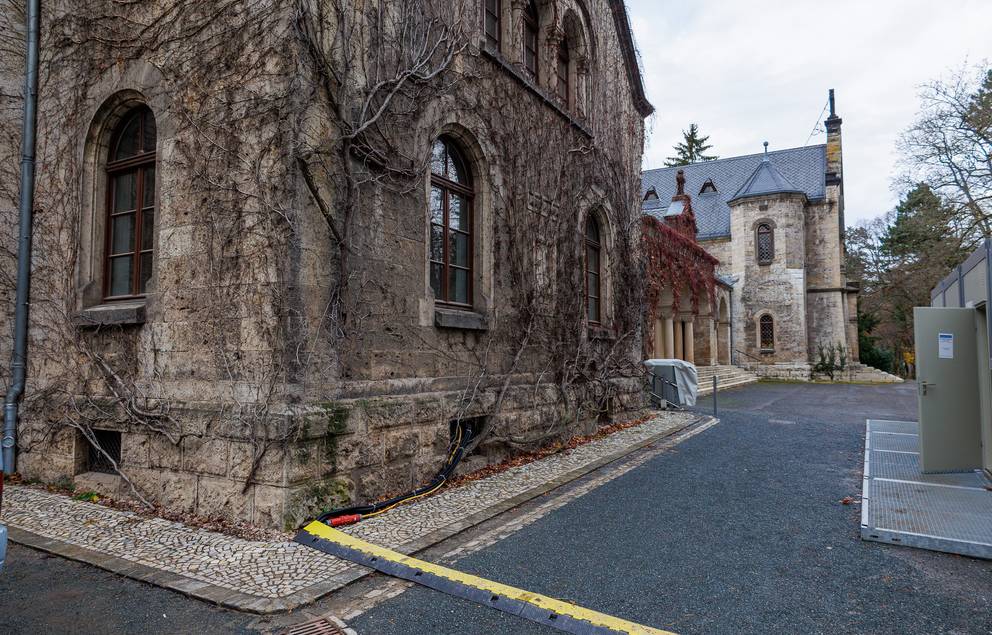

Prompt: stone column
[
  {"left": 664, "top": 317, "right": 675, "bottom": 359},
  {"left": 674, "top": 321, "right": 684, "bottom": 360},
  {"left": 654, "top": 318, "right": 664, "bottom": 358},
  {"left": 684, "top": 320, "right": 695, "bottom": 364}
]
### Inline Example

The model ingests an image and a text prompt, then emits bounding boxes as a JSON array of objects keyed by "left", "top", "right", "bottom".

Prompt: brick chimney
[{"left": 825, "top": 88, "right": 843, "bottom": 186}]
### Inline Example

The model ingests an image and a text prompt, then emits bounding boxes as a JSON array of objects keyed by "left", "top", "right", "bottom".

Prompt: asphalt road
[
  {"left": 352, "top": 381, "right": 992, "bottom": 634},
  {"left": 2, "top": 381, "right": 991, "bottom": 634}
]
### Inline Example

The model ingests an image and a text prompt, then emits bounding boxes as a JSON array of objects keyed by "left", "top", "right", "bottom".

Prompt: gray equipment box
[{"left": 644, "top": 359, "right": 698, "bottom": 407}]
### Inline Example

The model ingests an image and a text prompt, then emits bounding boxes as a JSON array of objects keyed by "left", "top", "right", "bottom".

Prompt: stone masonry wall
[{"left": 1, "top": 0, "right": 650, "bottom": 528}]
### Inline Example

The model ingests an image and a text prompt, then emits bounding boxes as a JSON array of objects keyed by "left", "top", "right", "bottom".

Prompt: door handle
[{"left": 920, "top": 381, "right": 936, "bottom": 396}]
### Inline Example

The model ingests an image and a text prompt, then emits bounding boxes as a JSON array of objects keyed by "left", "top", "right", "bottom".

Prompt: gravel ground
[{"left": 352, "top": 381, "right": 992, "bottom": 635}]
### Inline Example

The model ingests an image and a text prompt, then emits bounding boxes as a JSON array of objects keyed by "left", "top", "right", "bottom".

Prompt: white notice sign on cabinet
[{"left": 938, "top": 332, "right": 954, "bottom": 359}]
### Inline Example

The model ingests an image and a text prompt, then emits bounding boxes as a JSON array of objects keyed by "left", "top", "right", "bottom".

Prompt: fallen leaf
[{"left": 840, "top": 496, "right": 855, "bottom": 505}]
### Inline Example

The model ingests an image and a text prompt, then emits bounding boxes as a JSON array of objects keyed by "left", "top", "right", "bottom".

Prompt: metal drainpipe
[{"left": 3, "top": 0, "right": 41, "bottom": 476}]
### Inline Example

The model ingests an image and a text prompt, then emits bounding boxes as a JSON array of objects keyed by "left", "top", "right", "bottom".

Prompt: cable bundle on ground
[{"left": 317, "top": 420, "right": 476, "bottom": 527}]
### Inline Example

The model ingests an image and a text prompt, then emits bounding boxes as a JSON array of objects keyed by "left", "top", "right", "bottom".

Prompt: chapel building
[{"left": 642, "top": 94, "right": 860, "bottom": 378}]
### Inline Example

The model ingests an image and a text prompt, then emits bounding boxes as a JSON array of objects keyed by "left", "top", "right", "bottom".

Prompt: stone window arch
[
  {"left": 104, "top": 106, "right": 157, "bottom": 300},
  {"left": 77, "top": 89, "right": 165, "bottom": 316},
  {"left": 759, "top": 314, "right": 775, "bottom": 351},
  {"left": 429, "top": 136, "right": 474, "bottom": 307}
]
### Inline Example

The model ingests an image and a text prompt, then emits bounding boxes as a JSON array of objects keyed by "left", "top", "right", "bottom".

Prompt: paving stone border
[{"left": 2, "top": 410, "right": 707, "bottom": 613}]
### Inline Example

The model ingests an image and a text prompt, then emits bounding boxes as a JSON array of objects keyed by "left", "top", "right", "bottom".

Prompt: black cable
[{"left": 317, "top": 420, "right": 476, "bottom": 523}]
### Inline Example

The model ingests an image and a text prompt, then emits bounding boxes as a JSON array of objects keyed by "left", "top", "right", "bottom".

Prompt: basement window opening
[
  {"left": 87, "top": 429, "right": 122, "bottom": 474},
  {"left": 450, "top": 416, "right": 484, "bottom": 446}
]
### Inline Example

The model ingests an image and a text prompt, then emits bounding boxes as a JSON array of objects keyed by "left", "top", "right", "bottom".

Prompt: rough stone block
[
  {"left": 229, "top": 441, "right": 286, "bottom": 485},
  {"left": 196, "top": 476, "right": 253, "bottom": 520},
  {"left": 182, "top": 437, "right": 230, "bottom": 476},
  {"left": 121, "top": 432, "right": 150, "bottom": 469}
]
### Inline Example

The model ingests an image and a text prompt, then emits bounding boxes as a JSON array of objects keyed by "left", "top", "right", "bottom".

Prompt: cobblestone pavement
[{"left": 1, "top": 410, "right": 696, "bottom": 611}]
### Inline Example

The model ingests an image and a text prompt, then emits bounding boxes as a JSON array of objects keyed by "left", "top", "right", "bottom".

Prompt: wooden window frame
[
  {"left": 523, "top": 0, "right": 539, "bottom": 80},
  {"left": 484, "top": 0, "right": 501, "bottom": 52},
  {"left": 759, "top": 314, "right": 775, "bottom": 351},
  {"left": 430, "top": 138, "right": 474, "bottom": 308},
  {"left": 103, "top": 107, "right": 156, "bottom": 301},
  {"left": 585, "top": 216, "right": 601, "bottom": 324},
  {"left": 756, "top": 222, "right": 774, "bottom": 265}
]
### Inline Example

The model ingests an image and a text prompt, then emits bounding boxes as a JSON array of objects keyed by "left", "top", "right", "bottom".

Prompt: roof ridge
[{"left": 643, "top": 143, "right": 826, "bottom": 174}]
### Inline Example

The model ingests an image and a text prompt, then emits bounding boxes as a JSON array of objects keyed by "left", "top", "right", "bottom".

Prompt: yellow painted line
[{"left": 302, "top": 521, "right": 675, "bottom": 635}]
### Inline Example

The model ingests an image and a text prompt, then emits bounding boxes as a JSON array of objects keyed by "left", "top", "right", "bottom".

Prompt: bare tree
[{"left": 898, "top": 64, "right": 992, "bottom": 241}]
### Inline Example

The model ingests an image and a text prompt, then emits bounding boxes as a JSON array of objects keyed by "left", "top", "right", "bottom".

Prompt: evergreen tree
[{"left": 664, "top": 124, "right": 718, "bottom": 167}]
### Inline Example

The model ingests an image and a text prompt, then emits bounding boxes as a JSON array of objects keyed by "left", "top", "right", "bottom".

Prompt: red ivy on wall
[{"left": 641, "top": 215, "right": 718, "bottom": 356}]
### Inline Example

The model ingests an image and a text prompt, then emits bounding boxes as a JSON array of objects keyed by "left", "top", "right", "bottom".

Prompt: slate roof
[{"left": 641, "top": 145, "right": 827, "bottom": 240}]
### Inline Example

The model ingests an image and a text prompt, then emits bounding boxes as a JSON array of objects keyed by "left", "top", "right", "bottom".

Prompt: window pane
[
  {"left": 141, "top": 209, "right": 154, "bottom": 251},
  {"left": 587, "top": 245, "right": 599, "bottom": 273},
  {"left": 109, "top": 256, "right": 133, "bottom": 296},
  {"left": 449, "top": 195, "right": 468, "bottom": 231},
  {"left": 113, "top": 172, "right": 137, "bottom": 212},
  {"left": 142, "top": 111, "right": 157, "bottom": 153},
  {"left": 448, "top": 267, "right": 469, "bottom": 304},
  {"left": 449, "top": 231, "right": 469, "bottom": 268},
  {"left": 587, "top": 271, "right": 599, "bottom": 299},
  {"left": 430, "top": 262, "right": 443, "bottom": 298},
  {"left": 430, "top": 224, "right": 444, "bottom": 262},
  {"left": 113, "top": 114, "right": 140, "bottom": 160},
  {"left": 586, "top": 217, "right": 600, "bottom": 242},
  {"left": 524, "top": 44, "right": 536, "bottom": 75},
  {"left": 447, "top": 151, "right": 466, "bottom": 185},
  {"left": 140, "top": 252, "right": 153, "bottom": 294},
  {"left": 143, "top": 166, "right": 156, "bottom": 208},
  {"left": 430, "top": 140, "right": 446, "bottom": 177},
  {"left": 430, "top": 187, "right": 444, "bottom": 225},
  {"left": 111, "top": 214, "right": 135, "bottom": 255},
  {"left": 588, "top": 296, "right": 599, "bottom": 322}
]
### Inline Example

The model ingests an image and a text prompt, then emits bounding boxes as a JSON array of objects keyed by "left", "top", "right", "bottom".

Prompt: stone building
[
  {"left": 642, "top": 94, "right": 865, "bottom": 379},
  {"left": 0, "top": 0, "right": 653, "bottom": 528}
]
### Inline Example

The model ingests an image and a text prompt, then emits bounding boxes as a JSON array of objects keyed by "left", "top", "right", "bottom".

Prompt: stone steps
[{"left": 695, "top": 365, "right": 760, "bottom": 396}]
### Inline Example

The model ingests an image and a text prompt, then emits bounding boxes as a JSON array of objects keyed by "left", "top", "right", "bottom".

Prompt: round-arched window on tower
[
  {"left": 429, "top": 137, "right": 473, "bottom": 306},
  {"left": 756, "top": 223, "right": 774, "bottom": 265},
  {"left": 759, "top": 314, "right": 775, "bottom": 351}
]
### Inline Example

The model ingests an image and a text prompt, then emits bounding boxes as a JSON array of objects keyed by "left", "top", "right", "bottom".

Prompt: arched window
[
  {"left": 484, "top": 0, "right": 501, "bottom": 51},
  {"left": 756, "top": 222, "right": 774, "bottom": 265},
  {"left": 585, "top": 216, "right": 601, "bottom": 323},
  {"left": 556, "top": 37, "right": 570, "bottom": 106},
  {"left": 523, "top": 0, "right": 539, "bottom": 79},
  {"left": 429, "top": 137, "right": 473, "bottom": 307},
  {"left": 759, "top": 314, "right": 774, "bottom": 351},
  {"left": 105, "top": 106, "right": 156, "bottom": 299}
]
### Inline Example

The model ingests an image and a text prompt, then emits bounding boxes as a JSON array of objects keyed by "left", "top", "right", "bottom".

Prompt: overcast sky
[{"left": 627, "top": 0, "right": 992, "bottom": 226}]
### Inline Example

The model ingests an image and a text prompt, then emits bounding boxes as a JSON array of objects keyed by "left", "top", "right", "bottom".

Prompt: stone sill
[
  {"left": 434, "top": 307, "right": 488, "bottom": 332},
  {"left": 73, "top": 301, "right": 146, "bottom": 328}
]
